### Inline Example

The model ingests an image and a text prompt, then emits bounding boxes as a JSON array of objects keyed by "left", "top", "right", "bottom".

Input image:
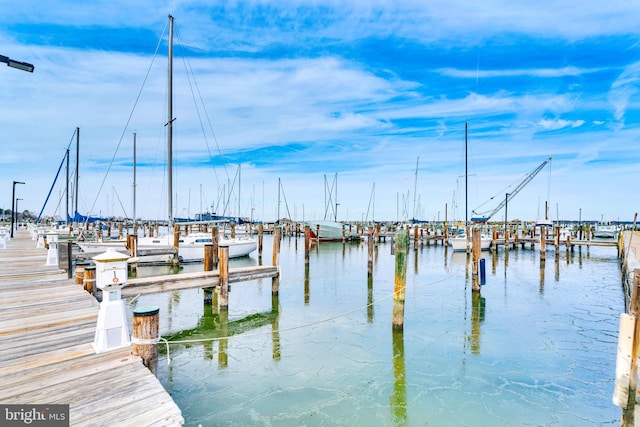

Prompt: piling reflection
[
  {"left": 271, "top": 295, "right": 281, "bottom": 360},
  {"left": 304, "top": 264, "right": 310, "bottom": 305},
  {"left": 539, "top": 260, "right": 546, "bottom": 294},
  {"left": 162, "top": 293, "right": 281, "bottom": 367},
  {"left": 390, "top": 330, "right": 407, "bottom": 426},
  {"left": 367, "top": 274, "right": 374, "bottom": 323},
  {"left": 468, "top": 292, "right": 486, "bottom": 355},
  {"left": 492, "top": 250, "right": 498, "bottom": 275}
]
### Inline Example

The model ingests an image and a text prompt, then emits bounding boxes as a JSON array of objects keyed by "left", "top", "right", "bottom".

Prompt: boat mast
[
  {"left": 167, "top": 15, "right": 174, "bottom": 227},
  {"left": 75, "top": 127, "right": 79, "bottom": 221},
  {"left": 133, "top": 132, "right": 137, "bottom": 222},
  {"left": 65, "top": 148, "right": 69, "bottom": 223},
  {"left": 412, "top": 156, "right": 419, "bottom": 222},
  {"left": 465, "top": 121, "right": 468, "bottom": 226}
]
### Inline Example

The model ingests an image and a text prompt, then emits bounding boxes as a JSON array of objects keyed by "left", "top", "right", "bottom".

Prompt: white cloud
[{"left": 538, "top": 118, "right": 585, "bottom": 131}]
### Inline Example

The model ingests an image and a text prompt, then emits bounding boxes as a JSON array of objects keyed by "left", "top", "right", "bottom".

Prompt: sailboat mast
[
  {"left": 75, "top": 127, "right": 79, "bottom": 220},
  {"left": 167, "top": 15, "right": 174, "bottom": 226},
  {"left": 412, "top": 156, "right": 419, "bottom": 222},
  {"left": 133, "top": 132, "right": 137, "bottom": 222},
  {"left": 65, "top": 148, "right": 69, "bottom": 223},
  {"left": 465, "top": 121, "right": 468, "bottom": 225}
]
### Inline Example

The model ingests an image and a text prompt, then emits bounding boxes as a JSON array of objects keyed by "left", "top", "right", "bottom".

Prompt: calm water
[{"left": 128, "top": 235, "right": 624, "bottom": 426}]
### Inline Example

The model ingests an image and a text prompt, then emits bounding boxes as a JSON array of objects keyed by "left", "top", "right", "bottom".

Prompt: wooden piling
[
  {"left": 272, "top": 227, "right": 281, "bottom": 295},
  {"left": 211, "top": 227, "right": 219, "bottom": 269},
  {"left": 304, "top": 226, "right": 311, "bottom": 265},
  {"left": 622, "top": 270, "right": 640, "bottom": 426},
  {"left": 219, "top": 247, "right": 230, "bottom": 310},
  {"left": 472, "top": 228, "right": 481, "bottom": 292},
  {"left": 75, "top": 261, "right": 88, "bottom": 285},
  {"left": 368, "top": 226, "right": 374, "bottom": 276},
  {"left": 83, "top": 265, "right": 96, "bottom": 295},
  {"left": 204, "top": 244, "right": 214, "bottom": 271},
  {"left": 392, "top": 230, "right": 408, "bottom": 330},
  {"left": 173, "top": 225, "right": 180, "bottom": 249},
  {"left": 258, "top": 224, "right": 264, "bottom": 258},
  {"left": 132, "top": 306, "right": 160, "bottom": 375},
  {"left": 540, "top": 227, "right": 547, "bottom": 261}
]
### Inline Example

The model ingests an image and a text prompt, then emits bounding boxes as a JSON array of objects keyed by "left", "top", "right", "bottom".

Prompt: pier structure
[
  {"left": 0, "top": 227, "right": 282, "bottom": 425},
  {"left": 0, "top": 229, "right": 184, "bottom": 426}
]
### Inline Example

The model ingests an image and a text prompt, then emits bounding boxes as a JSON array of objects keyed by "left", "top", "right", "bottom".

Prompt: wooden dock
[{"left": 0, "top": 229, "right": 184, "bottom": 426}]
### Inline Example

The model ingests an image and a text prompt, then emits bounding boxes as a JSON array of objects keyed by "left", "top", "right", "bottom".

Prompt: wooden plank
[
  {"left": 0, "top": 306, "right": 98, "bottom": 336},
  {"left": 0, "top": 351, "right": 141, "bottom": 397}
]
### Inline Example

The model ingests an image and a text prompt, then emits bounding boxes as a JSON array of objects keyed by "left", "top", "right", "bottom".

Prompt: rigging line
[
  {"left": 112, "top": 186, "right": 129, "bottom": 218},
  {"left": 156, "top": 272, "right": 459, "bottom": 346},
  {"left": 85, "top": 20, "right": 168, "bottom": 223},
  {"left": 175, "top": 29, "right": 229, "bottom": 187}
]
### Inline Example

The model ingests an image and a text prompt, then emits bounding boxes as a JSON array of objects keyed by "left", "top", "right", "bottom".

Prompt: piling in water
[
  {"left": 392, "top": 230, "right": 408, "bottom": 330},
  {"left": 219, "top": 247, "right": 230, "bottom": 310},
  {"left": 472, "top": 228, "right": 481, "bottom": 292},
  {"left": 272, "top": 227, "right": 281, "bottom": 295},
  {"left": 132, "top": 306, "right": 159, "bottom": 375}
]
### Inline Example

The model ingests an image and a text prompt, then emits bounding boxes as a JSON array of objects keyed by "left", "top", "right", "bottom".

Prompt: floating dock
[{"left": 0, "top": 229, "right": 184, "bottom": 426}]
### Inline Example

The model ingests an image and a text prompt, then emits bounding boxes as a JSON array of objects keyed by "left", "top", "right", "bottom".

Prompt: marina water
[{"left": 130, "top": 234, "right": 622, "bottom": 426}]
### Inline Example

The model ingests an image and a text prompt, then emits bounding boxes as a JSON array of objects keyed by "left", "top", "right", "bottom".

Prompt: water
[{"left": 128, "top": 235, "right": 623, "bottom": 426}]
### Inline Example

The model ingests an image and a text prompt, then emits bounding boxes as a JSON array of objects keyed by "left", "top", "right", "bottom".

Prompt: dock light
[
  {"left": 10, "top": 181, "right": 25, "bottom": 238},
  {"left": 0, "top": 55, "right": 34, "bottom": 72}
]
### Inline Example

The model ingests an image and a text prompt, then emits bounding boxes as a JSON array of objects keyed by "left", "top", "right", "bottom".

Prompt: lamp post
[
  {"left": 10, "top": 181, "right": 25, "bottom": 238},
  {"left": 15, "top": 198, "right": 23, "bottom": 228},
  {"left": 0, "top": 55, "right": 34, "bottom": 73}
]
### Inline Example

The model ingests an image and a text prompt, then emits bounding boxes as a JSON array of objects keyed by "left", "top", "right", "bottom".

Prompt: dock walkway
[{"left": 0, "top": 229, "right": 184, "bottom": 426}]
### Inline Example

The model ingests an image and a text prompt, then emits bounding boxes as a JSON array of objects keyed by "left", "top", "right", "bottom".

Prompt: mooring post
[
  {"left": 472, "top": 228, "right": 481, "bottom": 292},
  {"left": 272, "top": 227, "right": 281, "bottom": 295},
  {"left": 210, "top": 226, "right": 219, "bottom": 269},
  {"left": 392, "top": 230, "right": 408, "bottom": 330},
  {"left": 540, "top": 227, "right": 547, "bottom": 261},
  {"left": 204, "top": 244, "right": 214, "bottom": 271},
  {"left": 258, "top": 224, "right": 264, "bottom": 258},
  {"left": 75, "top": 261, "right": 89, "bottom": 285},
  {"left": 132, "top": 306, "right": 160, "bottom": 375},
  {"left": 304, "top": 226, "right": 311, "bottom": 265},
  {"left": 219, "top": 246, "right": 230, "bottom": 310},
  {"left": 83, "top": 265, "right": 96, "bottom": 295},
  {"left": 368, "top": 226, "right": 374, "bottom": 277}
]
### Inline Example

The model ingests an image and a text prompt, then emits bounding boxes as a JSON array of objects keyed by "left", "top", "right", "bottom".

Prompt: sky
[{"left": 1, "top": 0, "right": 639, "bottom": 224}]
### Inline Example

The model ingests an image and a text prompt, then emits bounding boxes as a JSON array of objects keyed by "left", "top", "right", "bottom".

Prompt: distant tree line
[{"left": 0, "top": 208, "right": 37, "bottom": 223}]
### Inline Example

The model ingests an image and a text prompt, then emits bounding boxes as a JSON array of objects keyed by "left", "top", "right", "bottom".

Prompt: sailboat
[
  {"left": 449, "top": 122, "right": 491, "bottom": 252},
  {"left": 303, "top": 173, "right": 359, "bottom": 241},
  {"left": 78, "top": 15, "right": 256, "bottom": 262}
]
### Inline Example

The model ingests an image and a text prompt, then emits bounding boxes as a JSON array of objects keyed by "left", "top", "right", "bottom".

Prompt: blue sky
[{"left": 1, "top": 1, "right": 639, "bottom": 223}]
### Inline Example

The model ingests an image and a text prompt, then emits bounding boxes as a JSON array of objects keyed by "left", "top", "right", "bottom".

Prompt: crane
[{"left": 471, "top": 157, "right": 552, "bottom": 223}]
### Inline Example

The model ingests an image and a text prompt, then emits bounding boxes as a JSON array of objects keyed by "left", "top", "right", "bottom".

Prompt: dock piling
[
  {"left": 392, "top": 230, "right": 408, "bottom": 330},
  {"left": 132, "top": 306, "right": 160, "bottom": 375}
]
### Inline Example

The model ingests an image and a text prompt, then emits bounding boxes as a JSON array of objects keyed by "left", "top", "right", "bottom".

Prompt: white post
[
  {"left": 92, "top": 248, "right": 131, "bottom": 353},
  {"left": 45, "top": 232, "right": 59, "bottom": 266}
]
